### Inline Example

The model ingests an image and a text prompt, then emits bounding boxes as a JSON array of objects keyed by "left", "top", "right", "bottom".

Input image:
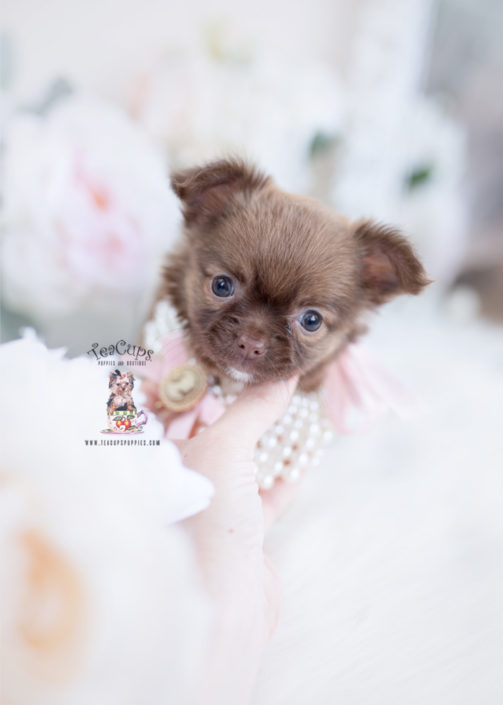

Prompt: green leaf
[
  {"left": 309, "top": 131, "right": 337, "bottom": 159},
  {"left": 405, "top": 163, "right": 434, "bottom": 191}
]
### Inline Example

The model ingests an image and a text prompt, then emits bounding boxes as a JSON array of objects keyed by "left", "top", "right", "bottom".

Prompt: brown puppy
[{"left": 160, "top": 159, "right": 429, "bottom": 391}]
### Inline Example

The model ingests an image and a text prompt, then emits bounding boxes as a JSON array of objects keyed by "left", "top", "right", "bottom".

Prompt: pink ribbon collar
[{"left": 140, "top": 333, "right": 422, "bottom": 439}]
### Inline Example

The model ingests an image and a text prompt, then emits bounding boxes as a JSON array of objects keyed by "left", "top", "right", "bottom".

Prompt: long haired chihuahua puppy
[{"left": 161, "top": 159, "right": 429, "bottom": 391}]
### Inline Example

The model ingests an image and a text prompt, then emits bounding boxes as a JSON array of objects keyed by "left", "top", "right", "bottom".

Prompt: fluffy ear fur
[
  {"left": 109, "top": 370, "right": 120, "bottom": 387},
  {"left": 354, "top": 221, "right": 430, "bottom": 305},
  {"left": 127, "top": 372, "right": 135, "bottom": 388},
  {"left": 170, "top": 158, "right": 270, "bottom": 223}
]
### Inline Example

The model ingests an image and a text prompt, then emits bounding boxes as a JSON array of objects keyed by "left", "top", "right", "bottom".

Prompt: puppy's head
[
  {"left": 165, "top": 159, "right": 429, "bottom": 386},
  {"left": 109, "top": 370, "right": 134, "bottom": 394}
]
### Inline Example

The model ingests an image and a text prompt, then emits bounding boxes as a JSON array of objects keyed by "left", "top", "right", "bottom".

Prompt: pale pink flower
[{"left": 2, "top": 97, "right": 180, "bottom": 320}]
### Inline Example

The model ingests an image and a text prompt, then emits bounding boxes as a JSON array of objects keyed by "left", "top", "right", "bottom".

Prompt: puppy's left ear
[
  {"left": 171, "top": 158, "right": 270, "bottom": 224},
  {"left": 354, "top": 221, "right": 430, "bottom": 305},
  {"left": 127, "top": 372, "right": 134, "bottom": 388}
]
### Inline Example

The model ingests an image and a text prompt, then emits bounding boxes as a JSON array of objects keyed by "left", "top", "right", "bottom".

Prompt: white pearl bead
[
  {"left": 258, "top": 474, "right": 274, "bottom": 490},
  {"left": 289, "top": 429, "right": 299, "bottom": 442},
  {"left": 273, "top": 461, "right": 283, "bottom": 475},
  {"left": 275, "top": 424, "right": 284, "bottom": 435},
  {"left": 305, "top": 438, "right": 316, "bottom": 451},
  {"left": 322, "top": 430, "right": 334, "bottom": 444},
  {"left": 298, "top": 452, "right": 309, "bottom": 466},
  {"left": 282, "top": 413, "right": 293, "bottom": 426},
  {"left": 284, "top": 467, "right": 301, "bottom": 483},
  {"left": 258, "top": 451, "right": 269, "bottom": 464},
  {"left": 309, "top": 423, "right": 321, "bottom": 436},
  {"left": 282, "top": 446, "right": 292, "bottom": 458},
  {"left": 300, "top": 408, "right": 309, "bottom": 419},
  {"left": 293, "top": 418, "right": 303, "bottom": 429}
]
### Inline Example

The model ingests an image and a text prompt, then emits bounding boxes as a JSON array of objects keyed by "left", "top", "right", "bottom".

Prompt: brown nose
[{"left": 237, "top": 334, "right": 266, "bottom": 358}]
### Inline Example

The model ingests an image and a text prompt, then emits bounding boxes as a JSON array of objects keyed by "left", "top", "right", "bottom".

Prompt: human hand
[{"left": 175, "top": 376, "right": 300, "bottom": 704}]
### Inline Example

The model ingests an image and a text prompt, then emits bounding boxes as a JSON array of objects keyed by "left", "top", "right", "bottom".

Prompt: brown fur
[{"left": 160, "top": 159, "right": 430, "bottom": 391}]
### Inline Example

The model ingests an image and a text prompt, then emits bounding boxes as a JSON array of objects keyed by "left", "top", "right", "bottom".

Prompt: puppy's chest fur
[{"left": 107, "top": 393, "right": 136, "bottom": 413}]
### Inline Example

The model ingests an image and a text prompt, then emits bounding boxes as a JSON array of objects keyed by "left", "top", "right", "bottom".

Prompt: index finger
[{"left": 208, "top": 376, "right": 299, "bottom": 457}]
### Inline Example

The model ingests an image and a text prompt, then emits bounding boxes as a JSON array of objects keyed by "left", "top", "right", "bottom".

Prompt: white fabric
[{"left": 255, "top": 294, "right": 503, "bottom": 705}]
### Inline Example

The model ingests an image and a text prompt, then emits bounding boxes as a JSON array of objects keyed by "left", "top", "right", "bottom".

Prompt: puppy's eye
[
  {"left": 299, "top": 310, "right": 322, "bottom": 332},
  {"left": 211, "top": 275, "right": 235, "bottom": 298}
]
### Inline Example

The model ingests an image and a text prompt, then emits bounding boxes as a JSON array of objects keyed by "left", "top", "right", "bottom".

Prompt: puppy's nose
[{"left": 237, "top": 334, "right": 266, "bottom": 358}]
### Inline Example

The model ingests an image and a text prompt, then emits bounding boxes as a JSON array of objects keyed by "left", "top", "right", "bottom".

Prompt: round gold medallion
[{"left": 159, "top": 363, "right": 208, "bottom": 412}]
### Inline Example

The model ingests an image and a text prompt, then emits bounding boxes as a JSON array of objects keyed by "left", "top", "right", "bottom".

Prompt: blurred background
[
  {"left": 1, "top": 1, "right": 502, "bottom": 703},
  {"left": 1, "top": 0, "right": 503, "bottom": 349}
]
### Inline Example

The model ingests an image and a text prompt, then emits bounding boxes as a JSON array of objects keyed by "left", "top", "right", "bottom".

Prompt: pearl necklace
[
  {"left": 208, "top": 380, "right": 334, "bottom": 489},
  {"left": 144, "top": 301, "right": 334, "bottom": 488}
]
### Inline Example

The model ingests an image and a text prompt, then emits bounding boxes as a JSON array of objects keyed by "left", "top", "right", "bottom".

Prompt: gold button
[{"left": 159, "top": 363, "right": 208, "bottom": 412}]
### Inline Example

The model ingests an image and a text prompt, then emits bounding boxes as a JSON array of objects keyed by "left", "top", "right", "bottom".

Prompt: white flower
[
  {"left": 397, "top": 99, "right": 468, "bottom": 283},
  {"left": 332, "top": 97, "right": 467, "bottom": 285},
  {"left": 2, "top": 97, "right": 181, "bottom": 321},
  {"left": 132, "top": 44, "right": 343, "bottom": 193},
  {"left": 0, "top": 333, "right": 213, "bottom": 704}
]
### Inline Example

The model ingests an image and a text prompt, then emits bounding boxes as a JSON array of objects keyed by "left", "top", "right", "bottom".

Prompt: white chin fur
[{"left": 226, "top": 367, "right": 253, "bottom": 383}]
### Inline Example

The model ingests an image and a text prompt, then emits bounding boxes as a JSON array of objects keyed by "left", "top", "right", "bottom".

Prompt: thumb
[{"left": 208, "top": 376, "right": 298, "bottom": 457}]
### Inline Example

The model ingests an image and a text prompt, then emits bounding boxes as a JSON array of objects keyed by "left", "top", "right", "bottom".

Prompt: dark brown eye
[
  {"left": 300, "top": 310, "right": 322, "bottom": 332},
  {"left": 211, "top": 275, "right": 234, "bottom": 298}
]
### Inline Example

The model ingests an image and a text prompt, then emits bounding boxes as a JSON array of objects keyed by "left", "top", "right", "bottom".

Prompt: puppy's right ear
[
  {"left": 171, "top": 158, "right": 270, "bottom": 224},
  {"left": 109, "top": 370, "right": 120, "bottom": 387}
]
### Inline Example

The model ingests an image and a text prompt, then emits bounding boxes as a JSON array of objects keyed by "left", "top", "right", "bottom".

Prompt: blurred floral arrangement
[
  {"left": 332, "top": 96, "right": 467, "bottom": 284},
  {"left": 1, "top": 22, "right": 467, "bottom": 350},
  {"left": 2, "top": 88, "right": 180, "bottom": 346},
  {"left": 130, "top": 29, "right": 343, "bottom": 194}
]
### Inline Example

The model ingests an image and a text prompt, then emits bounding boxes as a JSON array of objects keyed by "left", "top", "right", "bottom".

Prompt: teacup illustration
[{"left": 107, "top": 408, "right": 148, "bottom": 433}]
